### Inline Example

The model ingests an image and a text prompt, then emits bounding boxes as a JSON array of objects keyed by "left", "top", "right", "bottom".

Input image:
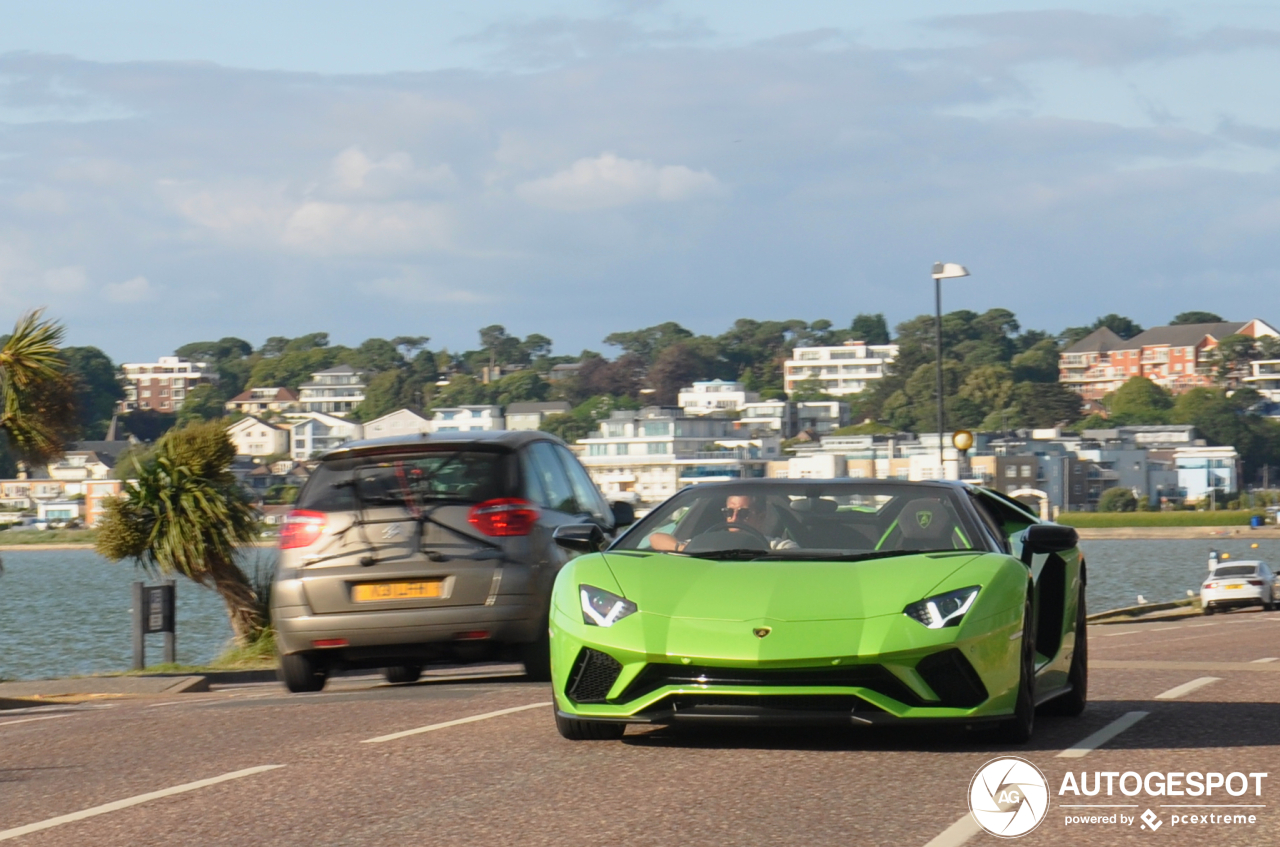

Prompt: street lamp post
[{"left": 930, "top": 262, "right": 969, "bottom": 479}]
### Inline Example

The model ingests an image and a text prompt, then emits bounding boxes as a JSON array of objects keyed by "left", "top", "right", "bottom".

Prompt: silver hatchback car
[{"left": 271, "top": 431, "right": 631, "bottom": 692}]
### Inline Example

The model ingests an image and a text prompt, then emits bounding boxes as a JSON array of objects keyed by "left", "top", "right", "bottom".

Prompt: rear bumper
[
  {"left": 1202, "top": 588, "right": 1267, "bottom": 608},
  {"left": 274, "top": 593, "right": 542, "bottom": 656}
]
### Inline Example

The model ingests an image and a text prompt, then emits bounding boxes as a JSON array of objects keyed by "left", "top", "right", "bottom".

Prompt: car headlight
[
  {"left": 580, "top": 584, "right": 638, "bottom": 627},
  {"left": 904, "top": 586, "right": 980, "bottom": 629}
]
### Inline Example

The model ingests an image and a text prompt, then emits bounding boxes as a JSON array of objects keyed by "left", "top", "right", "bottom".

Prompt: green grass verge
[
  {"left": 0, "top": 528, "right": 99, "bottom": 544},
  {"left": 119, "top": 629, "right": 277, "bottom": 675},
  {"left": 1057, "top": 511, "right": 1266, "bottom": 527}
]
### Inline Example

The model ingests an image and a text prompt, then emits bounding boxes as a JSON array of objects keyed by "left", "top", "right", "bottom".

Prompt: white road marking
[
  {"left": 362, "top": 702, "right": 549, "bottom": 743},
  {"left": 0, "top": 715, "right": 70, "bottom": 728},
  {"left": 921, "top": 813, "right": 982, "bottom": 847},
  {"left": 1161, "top": 805, "right": 1266, "bottom": 808},
  {"left": 0, "top": 765, "right": 283, "bottom": 842},
  {"left": 1155, "top": 677, "right": 1220, "bottom": 700},
  {"left": 1098, "top": 630, "right": 1141, "bottom": 638},
  {"left": 1148, "top": 626, "right": 1179, "bottom": 632},
  {"left": 924, "top": 711, "right": 1150, "bottom": 845},
  {"left": 1057, "top": 711, "right": 1150, "bottom": 759},
  {"left": 1252, "top": 657, "right": 1278, "bottom": 663},
  {"left": 144, "top": 697, "right": 224, "bottom": 709}
]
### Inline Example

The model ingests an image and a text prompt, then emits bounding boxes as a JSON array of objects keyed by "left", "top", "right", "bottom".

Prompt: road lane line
[
  {"left": 0, "top": 715, "right": 70, "bottom": 728},
  {"left": 362, "top": 702, "right": 549, "bottom": 743},
  {"left": 1155, "top": 677, "right": 1220, "bottom": 700},
  {"left": 924, "top": 711, "right": 1152, "bottom": 845},
  {"left": 1252, "top": 657, "right": 1278, "bottom": 663},
  {"left": 1057, "top": 711, "right": 1149, "bottom": 759},
  {"left": 921, "top": 813, "right": 981, "bottom": 847},
  {"left": 0, "top": 765, "right": 283, "bottom": 842}
]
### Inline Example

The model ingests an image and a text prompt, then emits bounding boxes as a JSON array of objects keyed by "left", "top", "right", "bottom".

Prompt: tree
[
  {"left": 1098, "top": 487, "right": 1137, "bottom": 512},
  {"left": 61, "top": 346, "right": 124, "bottom": 439},
  {"left": 353, "top": 370, "right": 406, "bottom": 421},
  {"left": 849, "top": 313, "right": 890, "bottom": 345},
  {"left": 604, "top": 322, "right": 694, "bottom": 363},
  {"left": 647, "top": 341, "right": 715, "bottom": 404},
  {"left": 120, "top": 410, "right": 177, "bottom": 442},
  {"left": 539, "top": 413, "right": 596, "bottom": 444},
  {"left": 1209, "top": 334, "right": 1259, "bottom": 381},
  {"left": 1170, "top": 311, "right": 1224, "bottom": 326},
  {"left": 1105, "top": 377, "right": 1172, "bottom": 425},
  {"left": 0, "top": 310, "right": 77, "bottom": 470},
  {"left": 175, "top": 384, "right": 227, "bottom": 427},
  {"left": 96, "top": 420, "right": 263, "bottom": 644},
  {"left": 1062, "top": 314, "right": 1144, "bottom": 345}
]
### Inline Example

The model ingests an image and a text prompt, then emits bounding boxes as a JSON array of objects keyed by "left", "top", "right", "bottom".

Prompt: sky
[{"left": 3, "top": 1, "right": 1280, "bottom": 362}]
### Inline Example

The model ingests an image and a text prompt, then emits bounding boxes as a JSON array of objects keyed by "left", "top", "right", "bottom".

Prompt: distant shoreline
[
  {"left": 1077, "top": 526, "right": 1280, "bottom": 540},
  {"left": 0, "top": 541, "right": 276, "bottom": 551}
]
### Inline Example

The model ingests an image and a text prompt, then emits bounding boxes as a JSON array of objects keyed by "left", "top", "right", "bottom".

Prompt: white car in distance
[{"left": 1202, "top": 560, "right": 1278, "bottom": 615}]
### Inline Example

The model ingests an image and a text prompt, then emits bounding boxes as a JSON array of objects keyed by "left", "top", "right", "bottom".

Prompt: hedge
[{"left": 1055, "top": 511, "right": 1265, "bottom": 527}]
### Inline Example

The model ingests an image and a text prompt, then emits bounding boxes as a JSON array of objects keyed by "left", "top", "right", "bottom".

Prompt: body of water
[{"left": 0, "top": 539, "right": 1273, "bottom": 680}]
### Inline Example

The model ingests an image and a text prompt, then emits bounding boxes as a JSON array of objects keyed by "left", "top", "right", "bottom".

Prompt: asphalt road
[{"left": 2, "top": 611, "right": 1278, "bottom": 846}]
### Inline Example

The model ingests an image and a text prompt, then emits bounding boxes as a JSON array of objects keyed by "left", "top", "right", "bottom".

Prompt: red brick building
[{"left": 1059, "top": 319, "right": 1279, "bottom": 400}]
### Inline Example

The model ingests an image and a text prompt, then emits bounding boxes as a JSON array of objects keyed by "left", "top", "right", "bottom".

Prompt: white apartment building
[
  {"left": 297, "top": 365, "right": 368, "bottom": 417},
  {"left": 430, "top": 406, "right": 504, "bottom": 433},
  {"left": 505, "top": 401, "right": 572, "bottom": 431},
  {"left": 1175, "top": 446, "right": 1240, "bottom": 504},
  {"left": 290, "top": 413, "right": 363, "bottom": 460},
  {"left": 119, "top": 356, "right": 218, "bottom": 414},
  {"left": 783, "top": 340, "right": 898, "bottom": 396},
  {"left": 677, "top": 380, "right": 759, "bottom": 415},
  {"left": 227, "top": 416, "right": 290, "bottom": 458},
  {"left": 739, "top": 401, "right": 797, "bottom": 435},
  {"left": 1243, "top": 359, "right": 1280, "bottom": 402},
  {"left": 224, "top": 387, "right": 299, "bottom": 415},
  {"left": 363, "top": 409, "right": 432, "bottom": 439},
  {"left": 576, "top": 408, "right": 779, "bottom": 503}
]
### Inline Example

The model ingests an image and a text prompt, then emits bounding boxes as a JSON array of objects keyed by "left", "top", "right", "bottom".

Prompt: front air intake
[
  {"left": 915, "top": 649, "right": 989, "bottom": 708},
  {"left": 566, "top": 648, "right": 623, "bottom": 703}
]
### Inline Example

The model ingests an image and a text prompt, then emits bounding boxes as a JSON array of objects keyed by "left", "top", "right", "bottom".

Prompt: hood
[{"left": 600, "top": 551, "right": 980, "bottom": 622}]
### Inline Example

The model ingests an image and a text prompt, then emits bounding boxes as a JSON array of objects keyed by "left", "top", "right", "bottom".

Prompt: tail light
[
  {"left": 468, "top": 498, "right": 539, "bottom": 537},
  {"left": 281, "top": 510, "right": 326, "bottom": 549},
  {"left": 1205, "top": 582, "right": 1219, "bottom": 589},
  {"left": 1248, "top": 579, "right": 1266, "bottom": 586}
]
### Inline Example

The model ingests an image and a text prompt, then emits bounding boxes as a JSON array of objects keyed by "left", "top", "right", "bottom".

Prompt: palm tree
[
  {"left": 0, "top": 310, "right": 77, "bottom": 474},
  {"left": 96, "top": 420, "right": 264, "bottom": 645}
]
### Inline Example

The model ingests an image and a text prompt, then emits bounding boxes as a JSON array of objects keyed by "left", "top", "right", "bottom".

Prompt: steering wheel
[{"left": 682, "top": 520, "right": 771, "bottom": 554}]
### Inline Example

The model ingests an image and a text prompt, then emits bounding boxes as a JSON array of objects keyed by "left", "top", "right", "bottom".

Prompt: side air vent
[
  {"left": 916, "top": 649, "right": 989, "bottom": 708},
  {"left": 566, "top": 648, "right": 623, "bottom": 703}
]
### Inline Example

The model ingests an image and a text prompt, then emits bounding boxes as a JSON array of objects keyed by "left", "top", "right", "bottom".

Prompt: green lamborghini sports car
[{"left": 548, "top": 479, "right": 1086, "bottom": 742}]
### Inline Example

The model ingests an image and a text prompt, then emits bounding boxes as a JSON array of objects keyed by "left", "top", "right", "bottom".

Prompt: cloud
[
  {"left": 104, "top": 276, "right": 155, "bottom": 302},
  {"left": 516, "top": 153, "right": 721, "bottom": 210},
  {"left": 327, "top": 147, "right": 457, "bottom": 198}
]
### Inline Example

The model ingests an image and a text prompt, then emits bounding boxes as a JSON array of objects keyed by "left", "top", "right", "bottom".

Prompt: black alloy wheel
[{"left": 994, "top": 593, "right": 1036, "bottom": 743}]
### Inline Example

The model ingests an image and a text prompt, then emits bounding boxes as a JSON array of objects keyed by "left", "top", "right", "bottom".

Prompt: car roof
[
  {"left": 1214, "top": 560, "right": 1263, "bottom": 569},
  {"left": 322, "top": 429, "right": 562, "bottom": 460},
  {"left": 679, "top": 479, "right": 970, "bottom": 493}
]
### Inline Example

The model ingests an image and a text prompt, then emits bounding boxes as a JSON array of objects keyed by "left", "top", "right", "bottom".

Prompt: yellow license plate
[
  {"left": 1225, "top": 584, "right": 1244, "bottom": 590},
  {"left": 352, "top": 580, "right": 444, "bottom": 602}
]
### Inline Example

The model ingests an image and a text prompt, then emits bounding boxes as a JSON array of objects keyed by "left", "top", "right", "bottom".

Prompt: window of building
[
  {"left": 1021, "top": 466, "right": 1031, "bottom": 478},
  {"left": 799, "top": 351, "right": 821, "bottom": 360},
  {"left": 588, "top": 444, "right": 607, "bottom": 456},
  {"left": 642, "top": 422, "right": 670, "bottom": 436},
  {"left": 1005, "top": 466, "right": 1018, "bottom": 478},
  {"left": 647, "top": 442, "right": 669, "bottom": 454}
]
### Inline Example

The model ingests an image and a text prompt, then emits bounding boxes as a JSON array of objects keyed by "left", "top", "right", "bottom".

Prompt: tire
[
  {"left": 519, "top": 618, "right": 552, "bottom": 682},
  {"left": 1203, "top": 604, "right": 1215, "bottom": 616},
  {"left": 384, "top": 665, "right": 422, "bottom": 684},
  {"left": 278, "top": 652, "right": 328, "bottom": 693},
  {"left": 994, "top": 594, "right": 1036, "bottom": 744},
  {"left": 554, "top": 709, "right": 626, "bottom": 741},
  {"left": 1042, "top": 586, "right": 1087, "bottom": 717}
]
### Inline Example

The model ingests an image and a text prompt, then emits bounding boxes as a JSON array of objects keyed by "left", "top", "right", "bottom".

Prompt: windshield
[
  {"left": 1211, "top": 565, "right": 1260, "bottom": 578},
  {"left": 297, "top": 449, "right": 512, "bottom": 512},
  {"left": 613, "top": 482, "right": 986, "bottom": 560}
]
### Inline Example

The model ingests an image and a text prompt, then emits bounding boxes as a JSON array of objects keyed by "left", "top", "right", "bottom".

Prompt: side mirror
[
  {"left": 610, "top": 501, "right": 636, "bottom": 528},
  {"left": 1023, "top": 524, "right": 1079, "bottom": 556},
  {"left": 554, "top": 523, "right": 606, "bottom": 553}
]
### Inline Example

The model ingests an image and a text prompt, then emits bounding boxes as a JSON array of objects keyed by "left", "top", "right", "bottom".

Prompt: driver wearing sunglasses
[{"left": 649, "top": 494, "right": 798, "bottom": 552}]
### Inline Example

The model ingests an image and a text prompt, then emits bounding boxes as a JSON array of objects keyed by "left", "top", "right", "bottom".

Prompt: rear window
[
  {"left": 1212, "top": 565, "right": 1259, "bottom": 578},
  {"left": 296, "top": 449, "right": 514, "bottom": 512}
]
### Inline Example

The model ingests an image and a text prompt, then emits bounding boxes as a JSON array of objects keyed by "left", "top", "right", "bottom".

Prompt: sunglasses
[{"left": 721, "top": 506, "right": 756, "bottom": 518}]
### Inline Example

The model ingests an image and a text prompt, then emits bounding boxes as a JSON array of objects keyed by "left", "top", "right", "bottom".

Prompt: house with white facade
[
  {"left": 297, "top": 365, "right": 368, "bottom": 417},
  {"left": 362, "top": 409, "right": 432, "bottom": 439},
  {"left": 1175, "top": 446, "right": 1240, "bottom": 504},
  {"left": 505, "top": 401, "right": 572, "bottom": 431},
  {"left": 45, "top": 441, "right": 133, "bottom": 481},
  {"left": 576, "top": 407, "right": 780, "bottom": 504},
  {"left": 430, "top": 406, "right": 504, "bottom": 433},
  {"left": 224, "top": 387, "right": 299, "bottom": 415},
  {"left": 227, "top": 416, "right": 290, "bottom": 458},
  {"left": 289, "top": 413, "right": 363, "bottom": 460},
  {"left": 783, "top": 340, "right": 898, "bottom": 396},
  {"left": 677, "top": 380, "right": 759, "bottom": 415}
]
